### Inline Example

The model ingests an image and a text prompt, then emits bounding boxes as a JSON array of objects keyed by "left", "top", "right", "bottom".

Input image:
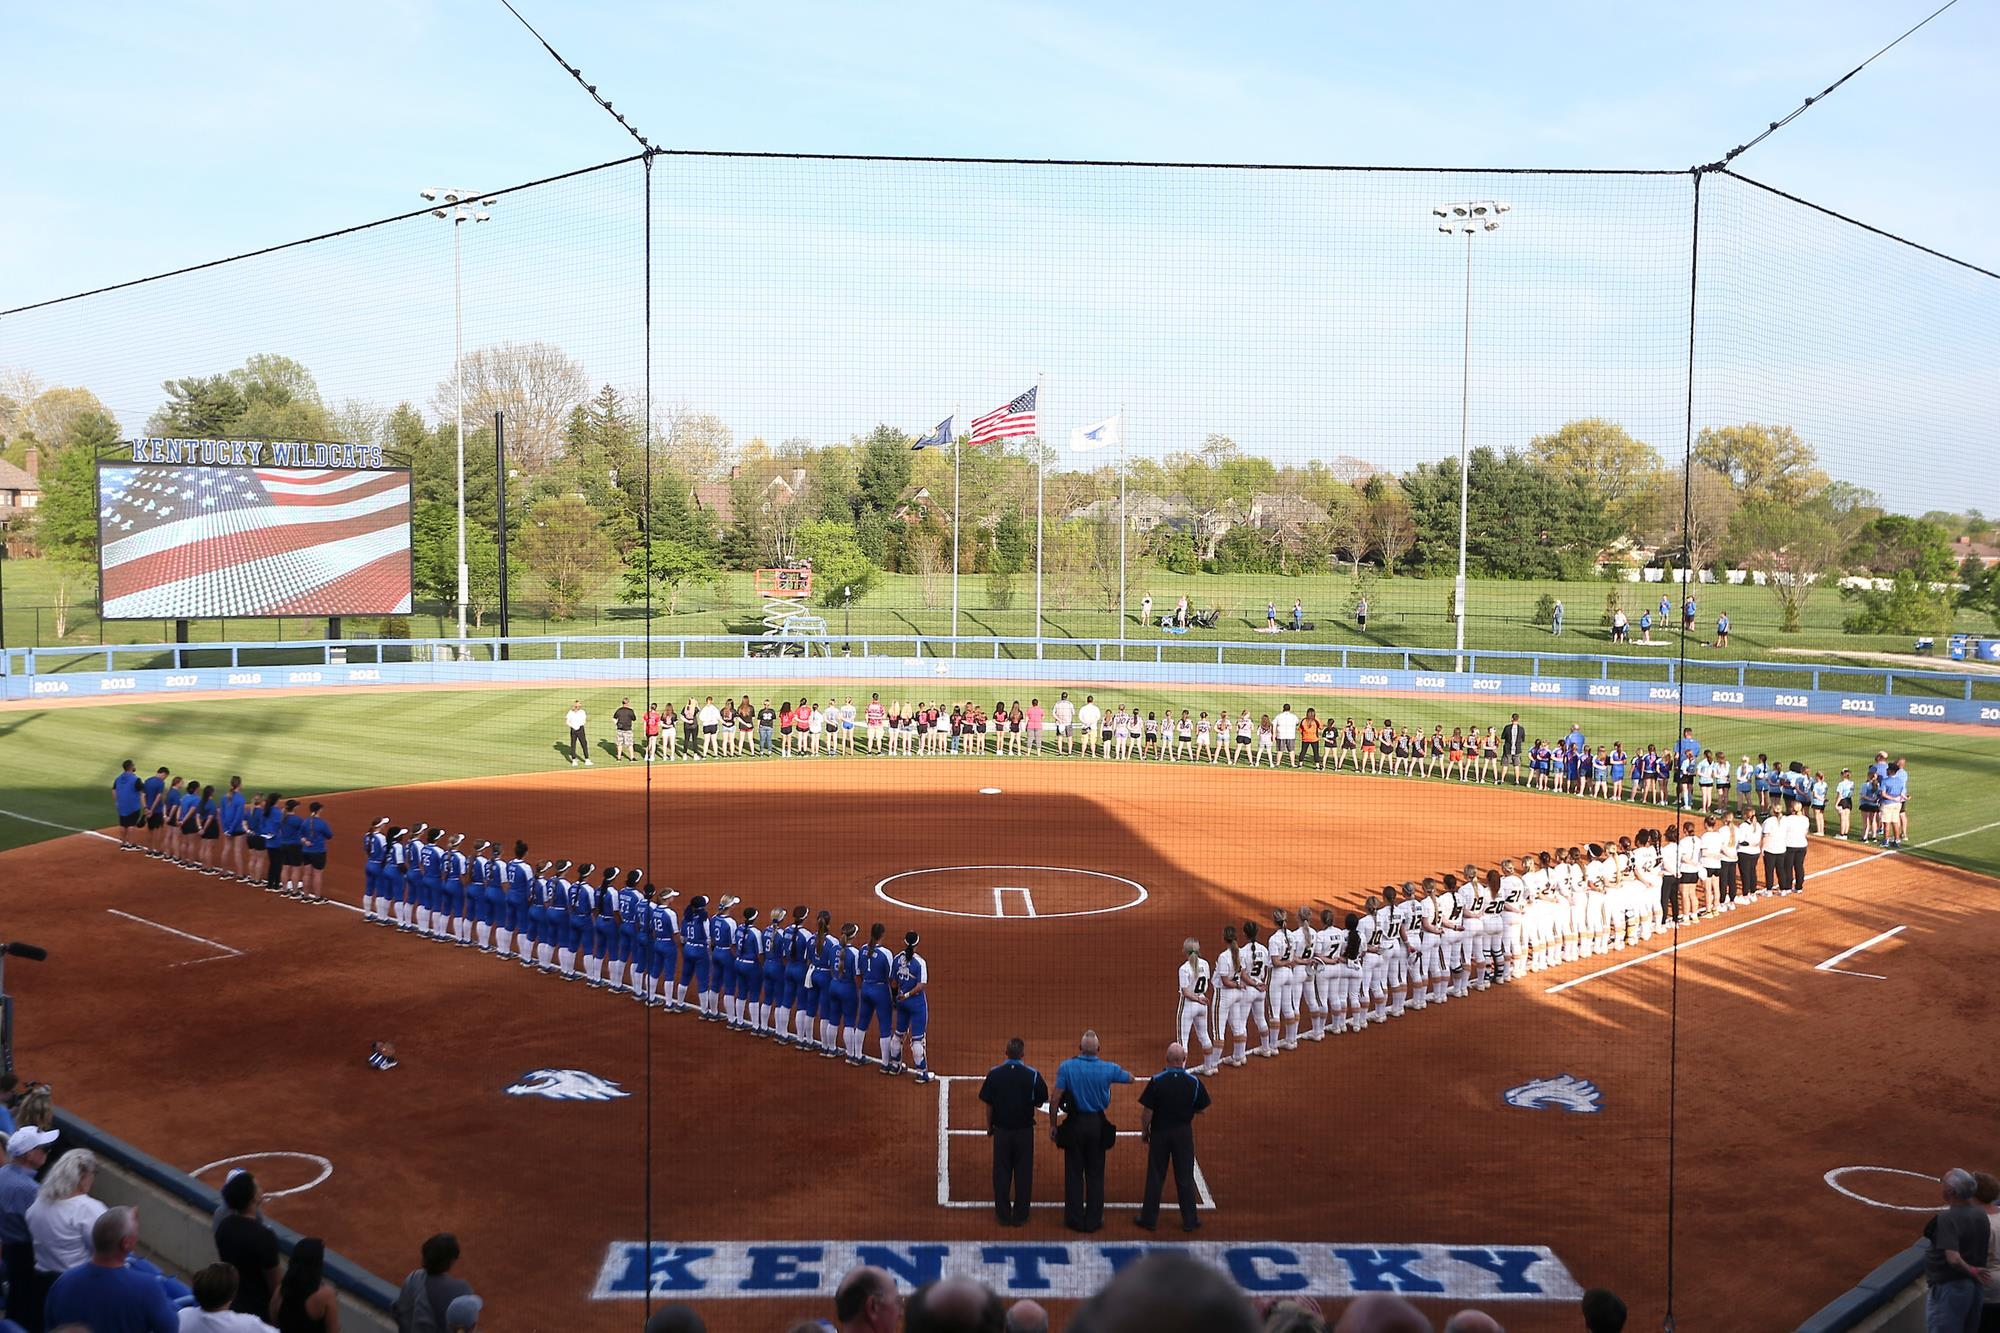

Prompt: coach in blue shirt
[
  {"left": 43, "top": 1206, "right": 176, "bottom": 1333},
  {"left": 1051, "top": 1030, "right": 1131, "bottom": 1234}
]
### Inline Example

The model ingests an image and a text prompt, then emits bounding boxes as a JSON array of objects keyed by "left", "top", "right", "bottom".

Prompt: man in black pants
[
  {"left": 1051, "top": 1030, "right": 1132, "bottom": 1233},
  {"left": 978, "top": 1037, "right": 1048, "bottom": 1227},
  {"left": 1500, "top": 714, "right": 1525, "bottom": 785},
  {"left": 1134, "top": 1042, "right": 1211, "bottom": 1233}
]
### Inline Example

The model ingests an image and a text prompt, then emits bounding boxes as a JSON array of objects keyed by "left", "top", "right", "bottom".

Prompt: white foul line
[
  {"left": 106, "top": 908, "right": 242, "bottom": 965},
  {"left": 1814, "top": 925, "right": 1906, "bottom": 980},
  {"left": 0, "top": 808, "right": 118, "bottom": 843},
  {"left": 1544, "top": 908, "right": 1796, "bottom": 995},
  {"left": 992, "top": 887, "right": 1038, "bottom": 919}
]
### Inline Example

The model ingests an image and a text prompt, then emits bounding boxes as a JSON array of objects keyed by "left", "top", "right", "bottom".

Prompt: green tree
[
  {"left": 991, "top": 511, "right": 1030, "bottom": 575},
  {"left": 146, "top": 353, "right": 333, "bottom": 440},
  {"left": 853, "top": 425, "right": 915, "bottom": 517},
  {"left": 792, "top": 519, "right": 876, "bottom": 606},
  {"left": 31, "top": 412, "right": 119, "bottom": 638},
  {"left": 1731, "top": 494, "right": 1856, "bottom": 632},
  {"left": 1845, "top": 515, "right": 1955, "bottom": 583},
  {"left": 1957, "top": 558, "right": 2000, "bottom": 631},
  {"left": 620, "top": 537, "right": 720, "bottom": 616},
  {"left": 1840, "top": 571, "right": 1953, "bottom": 635},
  {"left": 520, "top": 496, "right": 614, "bottom": 618},
  {"left": 1692, "top": 423, "right": 1828, "bottom": 504},
  {"left": 1526, "top": 418, "right": 1661, "bottom": 517}
]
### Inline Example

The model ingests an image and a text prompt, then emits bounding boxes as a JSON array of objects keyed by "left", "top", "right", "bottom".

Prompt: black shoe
[
  {"left": 1181, "top": 1219, "right": 1203, "bottom": 1233},
  {"left": 1132, "top": 1217, "right": 1157, "bottom": 1232}
]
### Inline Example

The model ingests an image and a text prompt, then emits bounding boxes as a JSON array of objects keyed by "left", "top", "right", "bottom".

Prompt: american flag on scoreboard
[
  {"left": 966, "top": 387, "right": 1038, "bottom": 446},
  {"left": 98, "top": 465, "right": 413, "bottom": 619}
]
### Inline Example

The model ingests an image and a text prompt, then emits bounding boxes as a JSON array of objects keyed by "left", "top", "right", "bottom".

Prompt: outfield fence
[{"left": 6, "top": 632, "right": 1996, "bottom": 723}]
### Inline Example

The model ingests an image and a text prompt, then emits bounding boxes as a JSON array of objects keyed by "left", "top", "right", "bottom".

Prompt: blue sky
[{"left": 4, "top": 2, "right": 1995, "bottom": 512}]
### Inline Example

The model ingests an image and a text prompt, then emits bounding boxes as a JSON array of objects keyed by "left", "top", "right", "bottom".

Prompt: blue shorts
[
  {"left": 784, "top": 965, "right": 808, "bottom": 1008},
  {"left": 680, "top": 945, "right": 709, "bottom": 992},
  {"left": 736, "top": 960, "right": 761, "bottom": 995},
  {"left": 826, "top": 980, "right": 858, "bottom": 1025},
  {"left": 798, "top": 976, "right": 827, "bottom": 1020},
  {"left": 857, "top": 985, "right": 893, "bottom": 1034},
  {"left": 895, "top": 997, "right": 929, "bottom": 1040},
  {"left": 761, "top": 966, "right": 787, "bottom": 1003}
]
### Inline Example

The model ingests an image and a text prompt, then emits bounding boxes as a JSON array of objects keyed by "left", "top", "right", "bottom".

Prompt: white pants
[
  {"left": 1177, "top": 999, "right": 1213, "bottom": 1050},
  {"left": 1382, "top": 943, "right": 1408, "bottom": 990}
]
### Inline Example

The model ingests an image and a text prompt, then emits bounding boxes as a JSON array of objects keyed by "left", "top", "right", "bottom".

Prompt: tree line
[{"left": 2, "top": 350, "right": 1995, "bottom": 638}]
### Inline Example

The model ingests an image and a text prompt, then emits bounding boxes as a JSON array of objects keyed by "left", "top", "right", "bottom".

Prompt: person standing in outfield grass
[
  {"left": 864, "top": 693, "right": 886, "bottom": 752},
  {"left": 1550, "top": 598, "right": 1564, "bottom": 635},
  {"left": 612, "top": 698, "right": 637, "bottom": 761},
  {"left": 564, "top": 699, "right": 590, "bottom": 767},
  {"left": 1810, "top": 770, "right": 1829, "bottom": 836},
  {"left": 1274, "top": 704, "right": 1298, "bottom": 767},
  {"left": 1880, "top": 759, "right": 1910, "bottom": 848},
  {"left": 1025, "top": 697, "right": 1044, "bottom": 754},
  {"left": 112, "top": 760, "right": 144, "bottom": 851},
  {"left": 1713, "top": 609, "right": 1731, "bottom": 648},
  {"left": 1052, "top": 691, "right": 1074, "bottom": 754},
  {"left": 1076, "top": 695, "right": 1102, "bottom": 757},
  {"left": 1835, "top": 768, "right": 1854, "bottom": 839},
  {"left": 1298, "top": 709, "right": 1322, "bottom": 767}
]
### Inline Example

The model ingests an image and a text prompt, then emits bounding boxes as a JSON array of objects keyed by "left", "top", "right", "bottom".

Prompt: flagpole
[
  {"left": 950, "top": 403, "right": 961, "bottom": 649},
  {"left": 1034, "top": 373, "right": 1045, "bottom": 661},
  {"left": 1118, "top": 402, "right": 1126, "bottom": 656}
]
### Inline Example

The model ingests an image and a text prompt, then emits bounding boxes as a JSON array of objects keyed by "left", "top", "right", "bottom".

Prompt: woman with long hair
[
  {"left": 27, "top": 1149, "right": 105, "bottom": 1281},
  {"left": 890, "top": 929, "right": 931, "bottom": 1083},
  {"left": 272, "top": 1236, "right": 341, "bottom": 1333},
  {"left": 1213, "top": 923, "right": 1251, "bottom": 1065}
]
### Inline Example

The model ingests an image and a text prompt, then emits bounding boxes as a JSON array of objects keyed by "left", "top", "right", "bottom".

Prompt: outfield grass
[
  {"left": 3, "top": 683, "right": 1993, "bottom": 877},
  {"left": 7, "top": 559, "right": 1996, "bottom": 688}
]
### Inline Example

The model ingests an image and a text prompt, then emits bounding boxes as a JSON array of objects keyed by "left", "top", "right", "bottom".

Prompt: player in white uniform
[
  {"left": 1239, "top": 921, "right": 1276, "bottom": 1055},
  {"left": 1419, "top": 879, "right": 1450, "bottom": 1006},
  {"left": 1304, "top": 906, "right": 1334, "bottom": 1041},
  {"left": 1176, "top": 938, "right": 1219, "bottom": 1074},
  {"left": 1373, "top": 887, "right": 1407, "bottom": 1018},
  {"left": 1355, "top": 899, "right": 1386, "bottom": 1024},
  {"left": 1327, "top": 916, "right": 1363, "bottom": 1032},
  {"left": 1213, "top": 924, "right": 1251, "bottom": 1066},
  {"left": 1266, "top": 909, "right": 1306, "bottom": 1049}
]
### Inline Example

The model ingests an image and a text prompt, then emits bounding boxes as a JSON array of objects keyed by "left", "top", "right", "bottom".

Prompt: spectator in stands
[
  {"left": 1003, "top": 1298, "right": 1049, "bottom": 1333},
  {"left": 391, "top": 1234, "right": 471, "bottom": 1333},
  {"left": 1332, "top": 1294, "right": 1432, "bottom": 1333},
  {"left": 1256, "top": 1297, "right": 1327, "bottom": 1332},
  {"left": 832, "top": 1265, "right": 901, "bottom": 1333},
  {"left": 27, "top": 1150, "right": 105, "bottom": 1286},
  {"left": 641, "top": 1304, "right": 705, "bottom": 1333},
  {"left": 9, "top": 1090, "right": 59, "bottom": 1173},
  {"left": 1441, "top": 1312, "right": 1501, "bottom": 1333},
  {"left": 179, "top": 1263, "right": 274, "bottom": 1332},
  {"left": 42, "top": 1207, "right": 176, "bottom": 1333},
  {"left": 904, "top": 1275, "right": 1003, "bottom": 1333},
  {"left": 1579, "top": 1288, "right": 1627, "bottom": 1332},
  {"left": 2, "top": 1127, "right": 55, "bottom": 1333},
  {"left": 0, "top": 1076, "right": 17, "bottom": 1136},
  {"left": 214, "top": 1172, "right": 282, "bottom": 1321},
  {"left": 1066, "top": 1252, "right": 1256, "bottom": 1333},
  {"left": 443, "top": 1294, "right": 480, "bottom": 1333},
  {"left": 1973, "top": 1172, "right": 2000, "bottom": 1332},
  {"left": 270, "top": 1237, "right": 337, "bottom": 1333},
  {"left": 1925, "top": 1168, "right": 1990, "bottom": 1333}
]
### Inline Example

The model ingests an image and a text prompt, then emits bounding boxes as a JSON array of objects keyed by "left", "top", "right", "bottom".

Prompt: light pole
[
  {"left": 1432, "top": 200, "right": 1508, "bottom": 672},
  {"left": 422, "top": 188, "right": 495, "bottom": 649}
]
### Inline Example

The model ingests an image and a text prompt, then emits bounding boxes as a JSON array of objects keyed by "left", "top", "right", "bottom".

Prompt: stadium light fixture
[
  {"left": 424, "top": 189, "right": 500, "bottom": 649},
  {"left": 1431, "top": 200, "right": 1511, "bottom": 672}
]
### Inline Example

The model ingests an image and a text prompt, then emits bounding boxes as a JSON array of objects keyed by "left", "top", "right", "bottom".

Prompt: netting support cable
[
  {"left": 1665, "top": 165, "right": 1704, "bottom": 1333},
  {"left": 495, "top": 0, "right": 653, "bottom": 149},
  {"left": 1697, "top": 0, "right": 1963, "bottom": 171},
  {"left": 640, "top": 150, "right": 656, "bottom": 1325}
]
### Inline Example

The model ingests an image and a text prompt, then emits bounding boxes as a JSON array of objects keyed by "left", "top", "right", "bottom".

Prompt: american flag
[
  {"left": 98, "top": 465, "right": 413, "bottom": 619},
  {"left": 966, "top": 387, "right": 1038, "bottom": 446}
]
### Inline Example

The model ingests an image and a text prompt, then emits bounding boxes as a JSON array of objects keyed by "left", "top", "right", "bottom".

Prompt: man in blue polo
[
  {"left": 112, "top": 760, "right": 145, "bottom": 851},
  {"left": 1050, "top": 1029, "right": 1132, "bottom": 1234}
]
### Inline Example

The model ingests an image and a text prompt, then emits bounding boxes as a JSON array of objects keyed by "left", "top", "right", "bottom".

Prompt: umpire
[
  {"left": 1051, "top": 1029, "right": 1132, "bottom": 1233},
  {"left": 978, "top": 1037, "right": 1048, "bottom": 1227},
  {"left": 1134, "top": 1042, "right": 1210, "bottom": 1233}
]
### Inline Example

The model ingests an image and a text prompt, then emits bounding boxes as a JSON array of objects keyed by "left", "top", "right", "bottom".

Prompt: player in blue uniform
[
  {"left": 890, "top": 930, "right": 931, "bottom": 1082},
  {"left": 188, "top": 783, "right": 220, "bottom": 876},
  {"left": 438, "top": 834, "right": 468, "bottom": 940},
  {"left": 586, "top": 866, "right": 617, "bottom": 986},
  {"left": 645, "top": 887, "right": 681, "bottom": 1006},
  {"left": 214, "top": 777, "right": 246, "bottom": 881},
  {"left": 611, "top": 871, "right": 646, "bottom": 995},
  {"left": 138, "top": 767, "right": 169, "bottom": 858},
  {"left": 382, "top": 827, "right": 412, "bottom": 929},
  {"left": 778, "top": 904, "right": 812, "bottom": 1045},
  {"left": 729, "top": 908, "right": 763, "bottom": 1030},
  {"left": 156, "top": 776, "right": 185, "bottom": 864},
  {"left": 827, "top": 923, "right": 862, "bottom": 1062},
  {"left": 757, "top": 908, "right": 791, "bottom": 1036},
  {"left": 677, "top": 895, "right": 711, "bottom": 1011},
  {"left": 804, "top": 911, "right": 841, "bottom": 1054},
  {"left": 552, "top": 861, "right": 583, "bottom": 978},
  {"left": 703, "top": 898, "right": 740, "bottom": 1022},
  {"left": 362, "top": 818, "right": 392, "bottom": 921},
  {"left": 857, "top": 922, "right": 896, "bottom": 1069},
  {"left": 500, "top": 842, "right": 532, "bottom": 961},
  {"left": 466, "top": 839, "right": 494, "bottom": 946},
  {"left": 523, "top": 858, "right": 552, "bottom": 967}
]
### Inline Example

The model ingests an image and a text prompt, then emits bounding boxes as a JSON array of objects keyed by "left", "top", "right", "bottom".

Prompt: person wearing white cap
[{"left": 1, "top": 1125, "right": 56, "bottom": 1325}]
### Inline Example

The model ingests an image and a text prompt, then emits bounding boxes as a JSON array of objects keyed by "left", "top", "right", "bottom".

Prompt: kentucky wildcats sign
[{"left": 593, "top": 1240, "right": 1582, "bottom": 1302}]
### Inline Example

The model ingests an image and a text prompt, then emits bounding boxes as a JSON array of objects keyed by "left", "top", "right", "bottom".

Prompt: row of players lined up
[
  {"left": 359, "top": 823, "right": 939, "bottom": 1082},
  {"left": 585, "top": 698, "right": 1917, "bottom": 844},
  {"left": 1169, "top": 804, "right": 1818, "bottom": 1074},
  {"left": 106, "top": 762, "right": 335, "bottom": 897}
]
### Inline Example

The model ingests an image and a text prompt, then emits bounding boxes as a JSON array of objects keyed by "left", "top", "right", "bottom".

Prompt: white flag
[{"left": 1070, "top": 414, "right": 1121, "bottom": 452}]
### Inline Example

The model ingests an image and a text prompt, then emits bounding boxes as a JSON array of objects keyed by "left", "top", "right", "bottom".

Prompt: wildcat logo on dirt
[
  {"left": 505, "top": 1069, "right": 631, "bottom": 1101},
  {"left": 1502, "top": 1074, "right": 1603, "bottom": 1114}
]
